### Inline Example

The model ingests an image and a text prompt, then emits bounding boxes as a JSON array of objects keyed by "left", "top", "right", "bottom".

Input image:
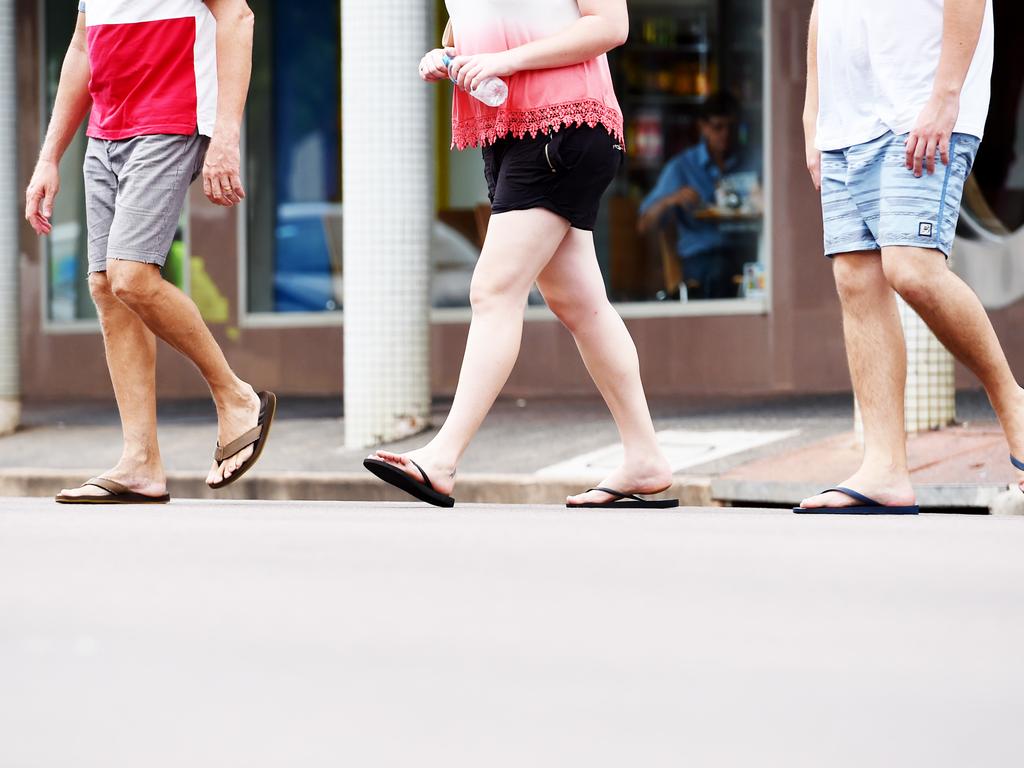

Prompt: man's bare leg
[
  {"left": 801, "top": 252, "right": 916, "bottom": 509},
  {"left": 58, "top": 273, "right": 167, "bottom": 499},
  {"left": 105, "top": 259, "right": 260, "bottom": 485},
  {"left": 882, "top": 246, "right": 1024, "bottom": 488}
]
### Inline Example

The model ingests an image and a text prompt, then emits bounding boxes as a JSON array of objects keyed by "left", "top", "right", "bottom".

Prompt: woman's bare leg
[
  {"left": 535, "top": 228, "right": 672, "bottom": 504},
  {"left": 372, "top": 208, "right": 571, "bottom": 493}
]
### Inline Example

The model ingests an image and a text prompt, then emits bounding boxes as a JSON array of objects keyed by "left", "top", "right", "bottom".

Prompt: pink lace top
[{"left": 445, "top": 0, "right": 624, "bottom": 150}]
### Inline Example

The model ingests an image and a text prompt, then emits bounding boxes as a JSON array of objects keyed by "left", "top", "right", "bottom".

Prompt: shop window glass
[
  {"left": 964, "top": 0, "right": 1024, "bottom": 236},
  {"left": 245, "top": 0, "right": 342, "bottom": 314},
  {"left": 43, "top": 3, "right": 92, "bottom": 322},
  {"left": 607, "top": 0, "right": 766, "bottom": 302},
  {"left": 245, "top": 2, "right": 483, "bottom": 314},
  {"left": 434, "top": 0, "right": 767, "bottom": 306},
  {"left": 43, "top": 3, "right": 188, "bottom": 324},
  {"left": 246, "top": 0, "right": 767, "bottom": 315}
]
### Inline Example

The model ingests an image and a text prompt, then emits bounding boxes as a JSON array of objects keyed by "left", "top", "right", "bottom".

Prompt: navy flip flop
[
  {"left": 363, "top": 457, "right": 456, "bottom": 508},
  {"left": 567, "top": 487, "right": 680, "bottom": 509},
  {"left": 793, "top": 486, "right": 919, "bottom": 515},
  {"left": 1012, "top": 455, "right": 1024, "bottom": 472}
]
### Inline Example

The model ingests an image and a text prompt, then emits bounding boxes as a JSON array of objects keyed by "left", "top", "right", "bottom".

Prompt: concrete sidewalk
[
  {"left": 715, "top": 422, "right": 1024, "bottom": 513},
  {"left": 0, "top": 391, "right": 1019, "bottom": 510}
]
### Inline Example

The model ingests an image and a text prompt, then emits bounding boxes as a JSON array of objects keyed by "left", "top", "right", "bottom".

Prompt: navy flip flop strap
[
  {"left": 825, "top": 486, "right": 885, "bottom": 507},
  {"left": 587, "top": 487, "right": 648, "bottom": 503},
  {"left": 1012, "top": 455, "right": 1024, "bottom": 472}
]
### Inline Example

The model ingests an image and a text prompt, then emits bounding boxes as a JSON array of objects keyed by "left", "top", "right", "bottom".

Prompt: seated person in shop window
[{"left": 638, "top": 92, "right": 761, "bottom": 300}]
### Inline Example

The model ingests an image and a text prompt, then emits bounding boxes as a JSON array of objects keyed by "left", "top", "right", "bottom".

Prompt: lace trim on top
[{"left": 452, "top": 99, "right": 624, "bottom": 150}]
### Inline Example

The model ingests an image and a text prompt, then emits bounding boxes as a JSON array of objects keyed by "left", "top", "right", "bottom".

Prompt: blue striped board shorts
[{"left": 820, "top": 130, "right": 981, "bottom": 258}]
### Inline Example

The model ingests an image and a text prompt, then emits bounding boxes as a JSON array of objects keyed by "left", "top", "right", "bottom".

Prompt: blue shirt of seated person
[{"left": 638, "top": 97, "right": 759, "bottom": 262}]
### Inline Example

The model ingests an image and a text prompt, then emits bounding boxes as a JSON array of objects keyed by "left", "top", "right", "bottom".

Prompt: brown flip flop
[
  {"left": 55, "top": 477, "right": 171, "bottom": 505},
  {"left": 208, "top": 391, "right": 277, "bottom": 490}
]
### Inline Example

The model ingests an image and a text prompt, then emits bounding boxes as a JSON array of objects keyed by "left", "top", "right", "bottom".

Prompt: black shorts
[{"left": 481, "top": 124, "right": 623, "bottom": 231}]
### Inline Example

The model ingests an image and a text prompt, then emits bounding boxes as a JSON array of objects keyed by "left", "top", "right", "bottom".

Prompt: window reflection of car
[
  {"left": 48, "top": 221, "right": 82, "bottom": 322},
  {"left": 272, "top": 202, "right": 485, "bottom": 312}
]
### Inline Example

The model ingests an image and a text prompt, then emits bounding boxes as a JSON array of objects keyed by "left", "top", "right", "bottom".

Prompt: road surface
[{"left": 2, "top": 498, "right": 1023, "bottom": 767}]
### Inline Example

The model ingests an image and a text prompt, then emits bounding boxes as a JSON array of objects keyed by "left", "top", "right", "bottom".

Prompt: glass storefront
[
  {"left": 41, "top": 0, "right": 768, "bottom": 322},
  {"left": 245, "top": 0, "right": 342, "bottom": 314},
  {"left": 43, "top": 2, "right": 92, "bottom": 323},
  {"left": 963, "top": 0, "right": 1024, "bottom": 237},
  {"left": 606, "top": 0, "right": 765, "bottom": 303},
  {"left": 42, "top": 3, "right": 189, "bottom": 324},
  {"left": 245, "top": 0, "right": 767, "bottom": 316}
]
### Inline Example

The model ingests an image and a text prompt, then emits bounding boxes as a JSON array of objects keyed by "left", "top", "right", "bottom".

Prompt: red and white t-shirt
[{"left": 79, "top": 0, "right": 218, "bottom": 140}]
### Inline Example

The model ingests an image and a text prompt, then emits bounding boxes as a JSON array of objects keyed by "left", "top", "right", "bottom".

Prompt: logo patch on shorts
[{"left": 918, "top": 222, "right": 935, "bottom": 238}]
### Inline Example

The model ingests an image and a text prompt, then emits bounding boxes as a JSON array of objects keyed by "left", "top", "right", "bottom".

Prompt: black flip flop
[
  {"left": 55, "top": 477, "right": 170, "bottom": 505},
  {"left": 363, "top": 457, "right": 455, "bottom": 507},
  {"left": 567, "top": 487, "right": 679, "bottom": 509},
  {"left": 208, "top": 391, "right": 277, "bottom": 490},
  {"left": 793, "top": 486, "right": 919, "bottom": 515}
]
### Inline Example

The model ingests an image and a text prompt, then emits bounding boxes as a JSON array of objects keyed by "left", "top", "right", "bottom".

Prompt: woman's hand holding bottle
[{"left": 418, "top": 47, "right": 456, "bottom": 82}]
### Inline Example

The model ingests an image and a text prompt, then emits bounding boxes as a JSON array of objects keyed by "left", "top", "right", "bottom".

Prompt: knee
[
  {"left": 87, "top": 272, "right": 116, "bottom": 308},
  {"left": 883, "top": 259, "right": 941, "bottom": 308},
  {"left": 107, "top": 261, "right": 157, "bottom": 306},
  {"left": 469, "top": 272, "right": 525, "bottom": 314},
  {"left": 545, "top": 291, "right": 601, "bottom": 334},
  {"left": 833, "top": 256, "right": 886, "bottom": 306}
]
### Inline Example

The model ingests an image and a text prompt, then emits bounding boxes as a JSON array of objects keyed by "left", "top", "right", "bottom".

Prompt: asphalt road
[{"left": 2, "top": 498, "right": 1023, "bottom": 767}]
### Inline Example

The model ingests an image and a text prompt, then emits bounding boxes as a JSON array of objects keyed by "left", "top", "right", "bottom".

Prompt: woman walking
[{"left": 364, "top": 0, "right": 675, "bottom": 509}]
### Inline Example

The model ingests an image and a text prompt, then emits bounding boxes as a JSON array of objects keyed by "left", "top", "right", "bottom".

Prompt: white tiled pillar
[
  {"left": 341, "top": 0, "right": 433, "bottom": 448},
  {"left": 0, "top": 0, "right": 20, "bottom": 436},
  {"left": 855, "top": 294, "right": 956, "bottom": 437},
  {"left": 898, "top": 295, "right": 956, "bottom": 432}
]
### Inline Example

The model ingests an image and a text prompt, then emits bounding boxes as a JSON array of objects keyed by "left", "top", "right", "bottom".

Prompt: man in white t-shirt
[{"left": 798, "top": 0, "right": 1024, "bottom": 514}]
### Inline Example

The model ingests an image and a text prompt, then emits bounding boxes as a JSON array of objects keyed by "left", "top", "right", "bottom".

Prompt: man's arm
[
  {"left": 906, "top": 0, "right": 987, "bottom": 177},
  {"left": 25, "top": 13, "right": 91, "bottom": 236},
  {"left": 450, "top": 0, "right": 628, "bottom": 94},
  {"left": 637, "top": 162, "right": 700, "bottom": 235},
  {"left": 803, "top": 1, "right": 821, "bottom": 191},
  {"left": 202, "top": 0, "right": 254, "bottom": 207}
]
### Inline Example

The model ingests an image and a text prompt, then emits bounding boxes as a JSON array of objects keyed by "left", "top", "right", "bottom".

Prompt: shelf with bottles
[
  {"left": 626, "top": 42, "right": 711, "bottom": 55},
  {"left": 633, "top": 11, "right": 710, "bottom": 49},
  {"left": 619, "top": 58, "right": 718, "bottom": 102},
  {"left": 623, "top": 93, "right": 711, "bottom": 107}
]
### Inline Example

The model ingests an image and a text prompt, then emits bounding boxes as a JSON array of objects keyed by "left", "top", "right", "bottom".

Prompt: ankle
[
  {"left": 213, "top": 379, "right": 257, "bottom": 410},
  {"left": 117, "top": 448, "right": 163, "bottom": 474},
  {"left": 622, "top": 452, "right": 671, "bottom": 475},
  {"left": 989, "top": 385, "right": 1024, "bottom": 419},
  {"left": 858, "top": 458, "right": 910, "bottom": 480},
  {"left": 421, "top": 438, "right": 463, "bottom": 471}
]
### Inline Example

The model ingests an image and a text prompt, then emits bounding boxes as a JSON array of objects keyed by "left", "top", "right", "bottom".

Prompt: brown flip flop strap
[
  {"left": 214, "top": 424, "right": 264, "bottom": 463},
  {"left": 85, "top": 477, "right": 131, "bottom": 496}
]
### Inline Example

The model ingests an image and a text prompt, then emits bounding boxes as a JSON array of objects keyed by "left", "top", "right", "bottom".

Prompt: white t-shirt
[{"left": 815, "top": 0, "right": 994, "bottom": 152}]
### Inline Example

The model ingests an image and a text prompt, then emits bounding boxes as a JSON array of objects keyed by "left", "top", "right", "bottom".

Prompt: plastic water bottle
[{"left": 442, "top": 55, "right": 508, "bottom": 107}]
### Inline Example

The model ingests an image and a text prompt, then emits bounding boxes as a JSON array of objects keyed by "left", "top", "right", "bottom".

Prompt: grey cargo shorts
[{"left": 84, "top": 132, "right": 209, "bottom": 274}]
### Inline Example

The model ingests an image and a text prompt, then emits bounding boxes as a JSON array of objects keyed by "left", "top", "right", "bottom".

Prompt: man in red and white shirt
[
  {"left": 25, "top": 1, "right": 276, "bottom": 503},
  {"left": 80, "top": 0, "right": 219, "bottom": 140}
]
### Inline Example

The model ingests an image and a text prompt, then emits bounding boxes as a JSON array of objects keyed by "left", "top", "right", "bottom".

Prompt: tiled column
[
  {"left": 855, "top": 294, "right": 956, "bottom": 438},
  {"left": 898, "top": 296, "right": 956, "bottom": 432},
  {"left": 341, "top": 0, "right": 433, "bottom": 448},
  {"left": 0, "top": 0, "right": 19, "bottom": 436}
]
